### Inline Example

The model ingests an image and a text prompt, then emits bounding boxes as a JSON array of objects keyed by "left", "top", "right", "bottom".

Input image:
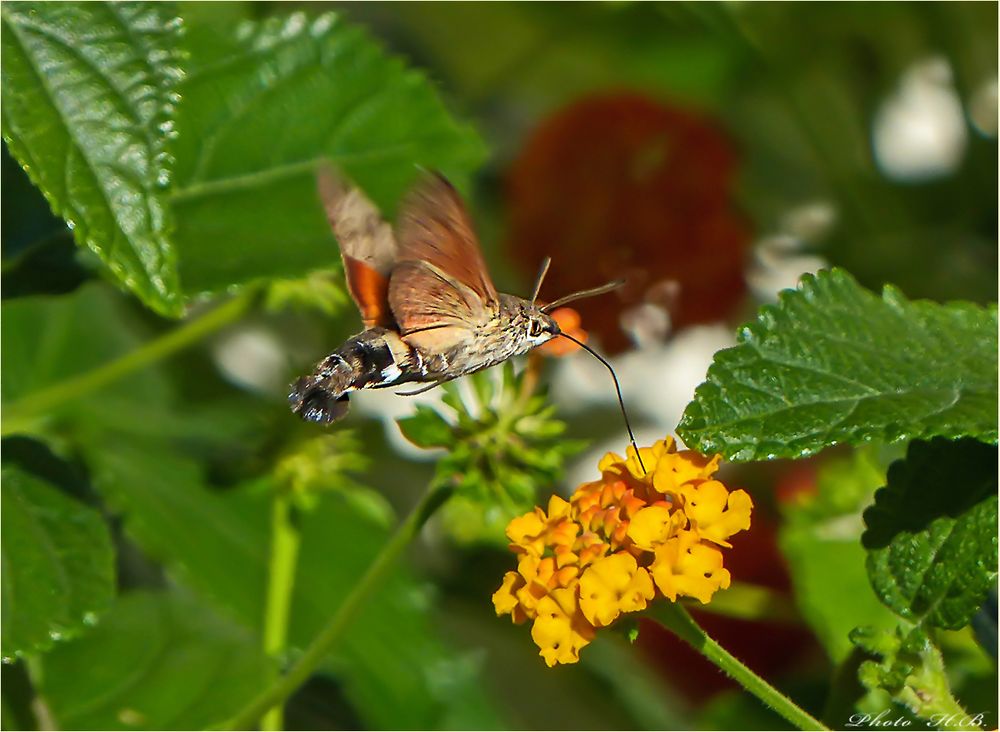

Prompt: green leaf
[
  {"left": 398, "top": 405, "right": 454, "bottom": 448},
  {"left": 862, "top": 438, "right": 998, "bottom": 630},
  {"left": 36, "top": 590, "right": 273, "bottom": 730},
  {"left": 0, "top": 465, "right": 114, "bottom": 659},
  {"left": 170, "top": 11, "right": 487, "bottom": 295},
  {"left": 263, "top": 269, "right": 349, "bottom": 318},
  {"left": 1, "top": 2, "right": 183, "bottom": 316},
  {"left": 678, "top": 269, "right": 998, "bottom": 461},
  {"left": 852, "top": 625, "right": 978, "bottom": 728},
  {"left": 86, "top": 440, "right": 503, "bottom": 730},
  {"left": 779, "top": 450, "right": 899, "bottom": 663},
  {"left": 1, "top": 283, "right": 173, "bottom": 437},
  {"left": 1, "top": 284, "right": 168, "bottom": 404}
]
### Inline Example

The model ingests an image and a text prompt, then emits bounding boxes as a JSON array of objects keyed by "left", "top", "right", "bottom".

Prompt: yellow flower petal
[
  {"left": 530, "top": 588, "right": 594, "bottom": 666},
  {"left": 597, "top": 451, "right": 626, "bottom": 474},
  {"left": 650, "top": 530, "right": 731, "bottom": 604},
  {"left": 626, "top": 504, "right": 684, "bottom": 551},
  {"left": 492, "top": 571, "right": 528, "bottom": 623},
  {"left": 516, "top": 554, "right": 543, "bottom": 582},
  {"left": 680, "top": 481, "right": 753, "bottom": 547},
  {"left": 578, "top": 552, "right": 655, "bottom": 627},
  {"left": 624, "top": 436, "right": 672, "bottom": 480},
  {"left": 506, "top": 499, "right": 580, "bottom": 556},
  {"left": 506, "top": 509, "right": 547, "bottom": 554},
  {"left": 511, "top": 555, "right": 548, "bottom": 617},
  {"left": 652, "top": 449, "right": 722, "bottom": 496},
  {"left": 546, "top": 494, "right": 572, "bottom": 519},
  {"left": 600, "top": 437, "right": 673, "bottom": 481},
  {"left": 577, "top": 538, "right": 610, "bottom": 567}
]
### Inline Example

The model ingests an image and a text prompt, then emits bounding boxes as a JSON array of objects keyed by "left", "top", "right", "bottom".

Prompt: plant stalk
[
  {"left": 260, "top": 491, "right": 302, "bottom": 731},
  {"left": 225, "top": 481, "right": 453, "bottom": 730},
  {"left": 650, "top": 601, "right": 828, "bottom": 731},
  {"left": 3, "top": 288, "right": 257, "bottom": 434},
  {"left": 514, "top": 351, "right": 543, "bottom": 412}
]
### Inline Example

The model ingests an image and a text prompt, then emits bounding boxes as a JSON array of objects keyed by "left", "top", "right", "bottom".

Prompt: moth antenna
[
  {"left": 541, "top": 279, "right": 626, "bottom": 313},
  {"left": 530, "top": 257, "right": 552, "bottom": 305},
  {"left": 555, "top": 331, "right": 646, "bottom": 474}
]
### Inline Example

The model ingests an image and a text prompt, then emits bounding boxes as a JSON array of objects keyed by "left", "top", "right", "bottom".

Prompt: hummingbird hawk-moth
[{"left": 289, "top": 167, "right": 634, "bottom": 443}]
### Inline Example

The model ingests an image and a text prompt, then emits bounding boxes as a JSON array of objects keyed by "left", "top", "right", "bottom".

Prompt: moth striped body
[{"left": 290, "top": 328, "right": 412, "bottom": 423}]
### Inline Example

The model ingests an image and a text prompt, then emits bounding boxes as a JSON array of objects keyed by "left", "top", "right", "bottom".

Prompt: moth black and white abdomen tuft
[
  {"left": 289, "top": 328, "right": 417, "bottom": 423},
  {"left": 289, "top": 376, "right": 351, "bottom": 424}
]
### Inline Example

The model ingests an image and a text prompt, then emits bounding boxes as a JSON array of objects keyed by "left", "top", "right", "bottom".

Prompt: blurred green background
[{"left": 2, "top": 2, "right": 996, "bottom": 730}]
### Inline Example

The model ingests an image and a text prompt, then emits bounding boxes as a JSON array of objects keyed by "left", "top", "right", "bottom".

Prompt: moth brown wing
[
  {"left": 317, "top": 166, "right": 397, "bottom": 328},
  {"left": 396, "top": 173, "right": 499, "bottom": 308},
  {"left": 388, "top": 260, "right": 488, "bottom": 335},
  {"left": 401, "top": 325, "right": 474, "bottom": 358}
]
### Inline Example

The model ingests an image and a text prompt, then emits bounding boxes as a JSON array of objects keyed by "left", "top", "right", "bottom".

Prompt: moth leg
[{"left": 395, "top": 381, "right": 447, "bottom": 397}]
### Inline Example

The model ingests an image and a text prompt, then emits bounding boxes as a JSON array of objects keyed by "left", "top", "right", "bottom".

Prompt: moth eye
[{"left": 529, "top": 321, "right": 542, "bottom": 337}]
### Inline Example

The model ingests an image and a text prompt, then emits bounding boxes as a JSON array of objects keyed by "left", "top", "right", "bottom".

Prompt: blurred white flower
[
  {"left": 553, "top": 324, "right": 734, "bottom": 488},
  {"left": 212, "top": 325, "right": 289, "bottom": 394},
  {"left": 747, "top": 232, "right": 828, "bottom": 303},
  {"left": 620, "top": 301, "right": 672, "bottom": 348},
  {"left": 779, "top": 201, "right": 837, "bottom": 243},
  {"left": 969, "top": 76, "right": 998, "bottom": 138},
  {"left": 872, "top": 56, "right": 967, "bottom": 181},
  {"left": 748, "top": 247, "right": 828, "bottom": 303}
]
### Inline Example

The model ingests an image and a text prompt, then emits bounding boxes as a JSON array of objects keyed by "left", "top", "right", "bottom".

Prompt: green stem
[
  {"left": 2, "top": 288, "right": 257, "bottom": 435},
  {"left": 261, "top": 491, "right": 302, "bottom": 731},
  {"left": 513, "top": 351, "right": 542, "bottom": 415},
  {"left": 225, "top": 481, "right": 453, "bottom": 731},
  {"left": 900, "top": 628, "right": 976, "bottom": 729},
  {"left": 650, "top": 602, "right": 828, "bottom": 731}
]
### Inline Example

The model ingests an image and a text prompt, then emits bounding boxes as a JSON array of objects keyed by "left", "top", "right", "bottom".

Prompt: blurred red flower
[{"left": 506, "top": 92, "right": 749, "bottom": 354}]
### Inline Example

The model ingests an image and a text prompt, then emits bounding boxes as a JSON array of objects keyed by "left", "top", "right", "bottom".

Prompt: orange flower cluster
[
  {"left": 493, "top": 436, "right": 753, "bottom": 666},
  {"left": 537, "top": 306, "right": 587, "bottom": 357}
]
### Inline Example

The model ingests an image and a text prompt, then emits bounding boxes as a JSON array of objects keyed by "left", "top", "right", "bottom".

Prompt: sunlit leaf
[
  {"left": 679, "top": 269, "right": 998, "bottom": 461},
  {"left": 1, "top": 2, "right": 183, "bottom": 316},
  {"left": 0, "top": 466, "right": 114, "bottom": 659},
  {"left": 170, "top": 11, "right": 487, "bottom": 295}
]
